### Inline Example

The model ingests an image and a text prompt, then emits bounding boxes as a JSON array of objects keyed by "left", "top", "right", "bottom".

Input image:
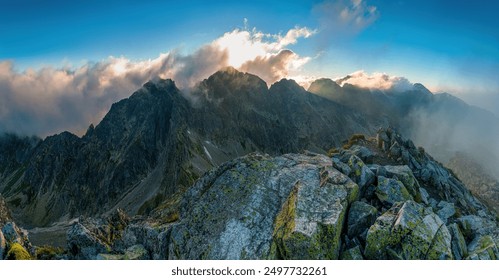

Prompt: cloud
[
  {"left": 313, "top": 0, "right": 379, "bottom": 47},
  {"left": 335, "top": 70, "right": 413, "bottom": 92},
  {"left": 239, "top": 50, "right": 311, "bottom": 86},
  {"left": 0, "top": 26, "right": 315, "bottom": 137}
]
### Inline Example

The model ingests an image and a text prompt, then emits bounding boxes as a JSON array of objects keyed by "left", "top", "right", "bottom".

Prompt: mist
[{"left": 404, "top": 96, "right": 499, "bottom": 181}]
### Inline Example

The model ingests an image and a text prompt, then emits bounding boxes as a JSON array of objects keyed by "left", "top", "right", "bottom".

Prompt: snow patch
[{"left": 203, "top": 146, "right": 213, "bottom": 162}]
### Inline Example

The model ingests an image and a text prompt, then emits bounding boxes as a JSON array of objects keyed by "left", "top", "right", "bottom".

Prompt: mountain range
[{"left": 0, "top": 67, "right": 498, "bottom": 259}]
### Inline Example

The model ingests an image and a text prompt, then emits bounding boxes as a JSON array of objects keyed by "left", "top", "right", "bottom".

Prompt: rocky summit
[
  {"left": 57, "top": 129, "right": 498, "bottom": 260},
  {"left": 0, "top": 69, "right": 498, "bottom": 260}
]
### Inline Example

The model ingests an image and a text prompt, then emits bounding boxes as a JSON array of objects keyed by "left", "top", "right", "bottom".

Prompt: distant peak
[
  {"left": 218, "top": 66, "right": 241, "bottom": 75},
  {"left": 142, "top": 78, "right": 179, "bottom": 94},
  {"left": 270, "top": 78, "right": 306, "bottom": 93},
  {"left": 308, "top": 78, "right": 341, "bottom": 93},
  {"left": 412, "top": 83, "right": 432, "bottom": 95}
]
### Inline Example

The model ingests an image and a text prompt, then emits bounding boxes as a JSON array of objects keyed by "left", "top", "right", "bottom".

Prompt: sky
[{"left": 0, "top": 0, "right": 498, "bottom": 136}]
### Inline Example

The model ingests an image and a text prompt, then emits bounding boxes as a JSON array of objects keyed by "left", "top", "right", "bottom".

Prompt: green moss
[
  {"left": 6, "top": 243, "right": 31, "bottom": 260},
  {"left": 271, "top": 185, "right": 298, "bottom": 259},
  {"left": 35, "top": 246, "right": 65, "bottom": 260}
]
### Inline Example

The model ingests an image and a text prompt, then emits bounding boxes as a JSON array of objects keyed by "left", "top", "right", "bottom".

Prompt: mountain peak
[
  {"left": 412, "top": 83, "right": 433, "bottom": 96},
  {"left": 218, "top": 66, "right": 240, "bottom": 75},
  {"left": 308, "top": 78, "right": 342, "bottom": 95},
  {"left": 270, "top": 78, "right": 305, "bottom": 93}
]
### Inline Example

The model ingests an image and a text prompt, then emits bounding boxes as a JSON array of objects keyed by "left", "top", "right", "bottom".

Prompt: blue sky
[
  {"left": 0, "top": 0, "right": 498, "bottom": 135},
  {"left": 1, "top": 0, "right": 497, "bottom": 86}
]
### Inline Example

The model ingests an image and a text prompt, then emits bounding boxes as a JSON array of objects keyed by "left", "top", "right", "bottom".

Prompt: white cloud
[
  {"left": 0, "top": 26, "right": 315, "bottom": 137},
  {"left": 313, "top": 0, "right": 379, "bottom": 47},
  {"left": 336, "top": 70, "right": 413, "bottom": 92},
  {"left": 212, "top": 27, "right": 315, "bottom": 70}
]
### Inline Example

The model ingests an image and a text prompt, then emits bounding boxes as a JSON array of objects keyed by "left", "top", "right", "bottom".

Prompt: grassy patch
[
  {"left": 35, "top": 246, "right": 65, "bottom": 260},
  {"left": 6, "top": 243, "right": 31, "bottom": 260},
  {"left": 342, "top": 134, "right": 366, "bottom": 150}
]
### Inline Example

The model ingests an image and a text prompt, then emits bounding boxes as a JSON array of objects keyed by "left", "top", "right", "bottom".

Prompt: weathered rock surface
[
  {"left": 375, "top": 176, "right": 413, "bottom": 207},
  {"left": 168, "top": 153, "right": 358, "bottom": 260},
  {"left": 365, "top": 201, "right": 452, "bottom": 259},
  {"left": 347, "top": 201, "right": 378, "bottom": 238},
  {"left": 448, "top": 223, "right": 467, "bottom": 260}
]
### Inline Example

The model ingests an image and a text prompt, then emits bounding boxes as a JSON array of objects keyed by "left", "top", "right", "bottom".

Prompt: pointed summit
[{"left": 308, "top": 78, "right": 342, "bottom": 97}]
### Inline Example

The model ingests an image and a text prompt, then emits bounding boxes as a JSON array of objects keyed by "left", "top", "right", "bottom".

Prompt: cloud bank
[
  {"left": 336, "top": 70, "right": 413, "bottom": 92},
  {"left": 0, "top": 26, "right": 314, "bottom": 137}
]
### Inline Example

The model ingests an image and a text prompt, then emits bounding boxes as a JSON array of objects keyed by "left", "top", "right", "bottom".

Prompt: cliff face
[{"left": 65, "top": 129, "right": 498, "bottom": 260}]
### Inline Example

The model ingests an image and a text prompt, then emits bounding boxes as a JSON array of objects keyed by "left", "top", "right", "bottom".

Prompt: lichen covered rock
[
  {"left": 346, "top": 155, "right": 375, "bottom": 191},
  {"left": 467, "top": 235, "right": 498, "bottom": 260},
  {"left": 340, "top": 246, "right": 363, "bottom": 260},
  {"left": 168, "top": 153, "right": 358, "bottom": 260},
  {"left": 448, "top": 223, "right": 467, "bottom": 260},
  {"left": 383, "top": 165, "right": 422, "bottom": 202},
  {"left": 375, "top": 176, "right": 413, "bottom": 207},
  {"left": 67, "top": 222, "right": 110, "bottom": 260},
  {"left": 365, "top": 201, "right": 452, "bottom": 260},
  {"left": 347, "top": 201, "right": 378, "bottom": 238}
]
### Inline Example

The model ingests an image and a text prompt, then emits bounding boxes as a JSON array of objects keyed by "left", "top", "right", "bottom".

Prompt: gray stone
[
  {"left": 457, "top": 215, "right": 484, "bottom": 239},
  {"left": 347, "top": 155, "right": 375, "bottom": 191},
  {"left": 364, "top": 201, "right": 452, "bottom": 260},
  {"left": 168, "top": 153, "right": 358, "bottom": 260},
  {"left": 1, "top": 222, "right": 21, "bottom": 244},
  {"left": 96, "top": 253, "right": 124, "bottom": 260},
  {"left": 350, "top": 145, "right": 375, "bottom": 164},
  {"left": 332, "top": 157, "right": 351, "bottom": 176},
  {"left": 124, "top": 244, "right": 149, "bottom": 260},
  {"left": 347, "top": 201, "right": 378, "bottom": 238},
  {"left": 436, "top": 201, "right": 456, "bottom": 224},
  {"left": 375, "top": 176, "right": 413, "bottom": 207},
  {"left": 389, "top": 142, "right": 401, "bottom": 158},
  {"left": 428, "top": 198, "right": 438, "bottom": 209},
  {"left": 467, "top": 235, "right": 498, "bottom": 260},
  {"left": 340, "top": 246, "right": 363, "bottom": 260},
  {"left": 448, "top": 223, "right": 467, "bottom": 260},
  {"left": 67, "top": 222, "right": 110, "bottom": 260},
  {"left": 383, "top": 165, "right": 422, "bottom": 202},
  {"left": 419, "top": 187, "right": 430, "bottom": 205}
]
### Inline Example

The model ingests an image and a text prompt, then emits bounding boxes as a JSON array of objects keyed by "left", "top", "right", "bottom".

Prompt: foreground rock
[
  {"left": 365, "top": 201, "right": 452, "bottom": 259},
  {"left": 169, "top": 153, "right": 358, "bottom": 259},
  {"left": 0, "top": 195, "right": 34, "bottom": 260}
]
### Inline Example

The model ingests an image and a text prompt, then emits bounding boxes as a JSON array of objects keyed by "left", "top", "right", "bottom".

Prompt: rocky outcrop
[
  {"left": 0, "top": 195, "right": 34, "bottom": 260},
  {"left": 364, "top": 201, "right": 452, "bottom": 260},
  {"left": 60, "top": 129, "right": 499, "bottom": 260},
  {"left": 168, "top": 153, "right": 358, "bottom": 260}
]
